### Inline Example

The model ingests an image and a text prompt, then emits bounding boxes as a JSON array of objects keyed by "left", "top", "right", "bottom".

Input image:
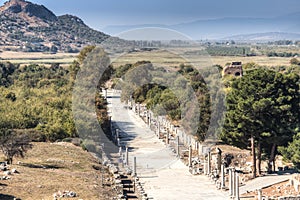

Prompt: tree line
[
  {"left": 115, "top": 58, "right": 300, "bottom": 174},
  {"left": 0, "top": 46, "right": 112, "bottom": 163}
]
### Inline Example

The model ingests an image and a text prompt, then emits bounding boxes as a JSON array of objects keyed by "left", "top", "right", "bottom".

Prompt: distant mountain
[
  {"left": 222, "top": 32, "right": 300, "bottom": 41},
  {"left": 104, "top": 12, "right": 300, "bottom": 40},
  {"left": 0, "top": 0, "right": 111, "bottom": 52}
]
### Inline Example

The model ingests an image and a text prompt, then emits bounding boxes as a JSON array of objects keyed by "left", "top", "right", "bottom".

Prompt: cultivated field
[
  {"left": 0, "top": 46, "right": 297, "bottom": 68},
  {"left": 112, "top": 48, "right": 295, "bottom": 68},
  {"left": 0, "top": 51, "right": 77, "bottom": 67}
]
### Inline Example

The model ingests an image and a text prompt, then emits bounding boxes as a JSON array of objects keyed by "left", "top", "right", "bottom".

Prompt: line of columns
[{"left": 111, "top": 95, "right": 242, "bottom": 199}]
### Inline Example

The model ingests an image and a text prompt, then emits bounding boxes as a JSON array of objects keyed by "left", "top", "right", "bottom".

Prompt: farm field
[
  {"left": 0, "top": 47, "right": 297, "bottom": 68},
  {"left": 0, "top": 51, "right": 77, "bottom": 67},
  {"left": 112, "top": 48, "right": 294, "bottom": 68}
]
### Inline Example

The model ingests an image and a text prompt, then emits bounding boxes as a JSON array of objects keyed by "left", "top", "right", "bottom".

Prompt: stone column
[
  {"left": 235, "top": 172, "right": 240, "bottom": 200},
  {"left": 207, "top": 150, "right": 211, "bottom": 175},
  {"left": 119, "top": 146, "right": 122, "bottom": 157},
  {"left": 195, "top": 142, "right": 198, "bottom": 151},
  {"left": 145, "top": 110, "right": 148, "bottom": 124},
  {"left": 203, "top": 161, "right": 207, "bottom": 175},
  {"left": 229, "top": 168, "right": 232, "bottom": 196},
  {"left": 117, "top": 138, "right": 120, "bottom": 147},
  {"left": 116, "top": 129, "right": 119, "bottom": 143},
  {"left": 216, "top": 148, "right": 222, "bottom": 173},
  {"left": 157, "top": 121, "right": 160, "bottom": 137},
  {"left": 221, "top": 164, "right": 225, "bottom": 189},
  {"left": 177, "top": 136, "right": 180, "bottom": 157},
  {"left": 229, "top": 167, "right": 234, "bottom": 197},
  {"left": 112, "top": 128, "right": 115, "bottom": 139},
  {"left": 104, "top": 88, "right": 107, "bottom": 99},
  {"left": 125, "top": 146, "right": 129, "bottom": 166},
  {"left": 257, "top": 189, "right": 262, "bottom": 200},
  {"left": 198, "top": 144, "right": 203, "bottom": 156},
  {"left": 148, "top": 112, "right": 151, "bottom": 127},
  {"left": 188, "top": 145, "right": 192, "bottom": 168},
  {"left": 133, "top": 157, "right": 137, "bottom": 177},
  {"left": 129, "top": 95, "right": 132, "bottom": 108},
  {"left": 166, "top": 132, "right": 169, "bottom": 145}
]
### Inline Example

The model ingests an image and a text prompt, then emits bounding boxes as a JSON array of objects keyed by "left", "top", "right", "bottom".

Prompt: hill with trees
[{"left": 0, "top": 0, "right": 112, "bottom": 52}]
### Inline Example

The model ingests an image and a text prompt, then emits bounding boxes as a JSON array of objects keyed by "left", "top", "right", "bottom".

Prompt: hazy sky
[{"left": 2, "top": 0, "right": 300, "bottom": 30}]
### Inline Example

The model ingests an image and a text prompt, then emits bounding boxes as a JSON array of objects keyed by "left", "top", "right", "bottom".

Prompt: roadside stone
[
  {"left": 4, "top": 171, "right": 11, "bottom": 175},
  {"left": 0, "top": 162, "right": 7, "bottom": 171},
  {"left": 0, "top": 176, "right": 10, "bottom": 180},
  {"left": 53, "top": 191, "right": 77, "bottom": 199}
]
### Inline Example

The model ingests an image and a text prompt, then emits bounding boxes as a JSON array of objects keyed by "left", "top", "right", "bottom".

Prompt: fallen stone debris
[
  {"left": 0, "top": 162, "right": 18, "bottom": 181},
  {"left": 0, "top": 175, "right": 10, "bottom": 180},
  {"left": 53, "top": 191, "right": 77, "bottom": 199}
]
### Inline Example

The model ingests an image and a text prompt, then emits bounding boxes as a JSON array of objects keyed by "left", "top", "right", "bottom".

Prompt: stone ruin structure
[{"left": 223, "top": 62, "right": 243, "bottom": 77}]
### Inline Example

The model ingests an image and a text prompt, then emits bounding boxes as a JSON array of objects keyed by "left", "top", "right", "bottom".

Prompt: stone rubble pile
[
  {"left": 53, "top": 191, "right": 77, "bottom": 199},
  {"left": 0, "top": 161, "right": 19, "bottom": 181}
]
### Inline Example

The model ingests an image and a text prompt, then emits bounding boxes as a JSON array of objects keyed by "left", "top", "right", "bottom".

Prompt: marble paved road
[{"left": 107, "top": 90, "right": 228, "bottom": 200}]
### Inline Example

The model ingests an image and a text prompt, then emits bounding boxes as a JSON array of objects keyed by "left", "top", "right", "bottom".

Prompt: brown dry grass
[{"left": 0, "top": 142, "right": 115, "bottom": 200}]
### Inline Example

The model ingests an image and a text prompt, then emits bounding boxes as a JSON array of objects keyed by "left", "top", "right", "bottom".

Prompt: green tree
[
  {"left": 0, "top": 62, "right": 78, "bottom": 141},
  {"left": 221, "top": 68, "right": 299, "bottom": 177},
  {"left": 77, "top": 45, "right": 96, "bottom": 64},
  {"left": 290, "top": 58, "right": 300, "bottom": 65},
  {"left": 0, "top": 62, "right": 16, "bottom": 87},
  {"left": 279, "top": 132, "right": 300, "bottom": 169},
  {"left": 0, "top": 129, "right": 33, "bottom": 164}
]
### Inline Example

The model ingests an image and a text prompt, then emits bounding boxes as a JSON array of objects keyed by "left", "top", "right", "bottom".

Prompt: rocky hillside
[{"left": 0, "top": 0, "right": 111, "bottom": 52}]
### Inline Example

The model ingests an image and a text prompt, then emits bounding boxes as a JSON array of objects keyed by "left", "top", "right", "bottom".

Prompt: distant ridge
[
  {"left": 104, "top": 12, "right": 300, "bottom": 40},
  {"left": 0, "top": 0, "right": 111, "bottom": 52},
  {"left": 222, "top": 32, "right": 300, "bottom": 41}
]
